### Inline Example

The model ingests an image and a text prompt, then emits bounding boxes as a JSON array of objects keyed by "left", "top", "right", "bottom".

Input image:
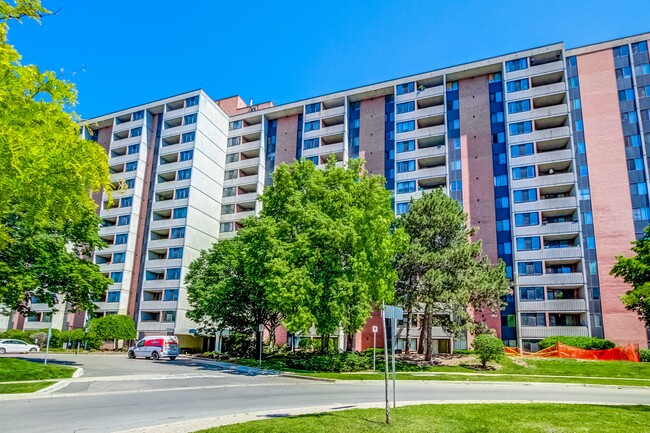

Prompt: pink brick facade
[{"left": 359, "top": 97, "right": 386, "bottom": 175}]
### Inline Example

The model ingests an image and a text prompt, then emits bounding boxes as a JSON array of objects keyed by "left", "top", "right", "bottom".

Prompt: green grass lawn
[
  {"left": 0, "top": 358, "right": 75, "bottom": 382},
  {"left": 0, "top": 381, "right": 55, "bottom": 394},
  {"left": 196, "top": 403, "right": 650, "bottom": 433}
]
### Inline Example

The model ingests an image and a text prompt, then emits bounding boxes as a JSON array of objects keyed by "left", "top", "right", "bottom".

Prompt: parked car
[
  {"left": 0, "top": 339, "right": 40, "bottom": 354},
  {"left": 127, "top": 336, "right": 179, "bottom": 361}
]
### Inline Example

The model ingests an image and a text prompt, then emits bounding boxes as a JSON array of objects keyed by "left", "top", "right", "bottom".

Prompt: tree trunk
[
  {"left": 346, "top": 333, "right": 354, "bottom": 352},
  {"left": 321, "top": 334, "right": 329, "bottom": 353},
  {"left": 417, "top": 316, "right": 425, "bottom": 354},
  {"left": 404, "top": 309, "right": 412, "bottom": 354},
  {"left": 424, "top": 303, "right": 433, "bottom": 361}
]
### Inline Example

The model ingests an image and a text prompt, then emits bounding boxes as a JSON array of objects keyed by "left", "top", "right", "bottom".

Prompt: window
[
  {"left": 113, "top": 252, "right": 126, "bottom": 263},
  {"left": 107, "top": 291, "right": 120, "bottom": 303},
  {"left": 164, "top": 289, "right": 179, "bottom": 301},
  {"left": 173, "top": 207, "right": 187, "bottom": 219},
  {"left": 227, "top": 136, "right": 240, "bottom": 147},
  {"left": 575, "top": 120, "right": 583, "bottom": 131},
  {"left": 396, "top": 140, "right": 415, "bottom": 153},
  {"left": 589, "top": 261, "right": 598, "bottom": 275},
  {"left": 583, "top": 212, "right": 593, "bottom": 224},
  {"left": 495, "top": 196, "right": 509, "bottom": 208},
  {"left": 585, "top": 236, "right": 596, "bottom": 249},
  {"left": 566, "top": 56, "right": 577, "bottom": 67},
  {"left": 177, "top": 168, "right": 191, "bottom": 180},
  {"left": 613, "top": 45, "right": 629, "bottom": 57},
  {"left": 505, "top": 58, "right": 527, "bottom": 72},
  {"left": 226, "top": 153, "right": 239, "bottom": 163},
  {"left": 515, "top": 212, "right": 539, "bottom": 226},
  {"left": 494, "top": 175, "right": 508, "bottom": 186},
  {"left": 489, "top": 91, "right": 502, "bottom": 103},
  {"left": 521, "top": 313, "right": 546, "bottom": 327},
  {"left": 638, "top": 86, "right": 650, "bottom": 98},
  {"left": 579, "top": 165, "right": 588, "bottom": 177},
  {"left": 488, "top": 72, "right": 502, "bottom": 82},
  {"left": 491, "top": 112, "right": 504, "bottom": 123},
  {"left": 125, "top": 178, "right": 135, "bottom": 189},
  {"left": 396, "top": 202, "right": 410, "bottom": 215},
  {"left": 615, "top": 66, "right": 632, "bottom": 79},
  {"left": 569, "top": 77, "right": 579, "bottom": 88},
  {"left": 305, "top": 103, "right": 320, "bottom": 114},
  {"left": 509, "top": 121, "right": 532, "bottom": 136},
  {"left": 121, "top": 197, "right": 133, "bottom": 207},
  {"left": 169, "top": 247, "right": 183, "bottom": 259},
  {"left": 619, "top": 89, "right": 635, "bottom": 101},
  {"left": 166, "top": 268, "right": 181, "bottom": 280},
  {"left": 642, "top": 109, "right": 650, "bottom": 122},
  {"left": 110, "top": 272, "right": 123, "bottom": 283},
  {"left": 132, "top": 110, "right": 144, "bottom": 120},
  {"left": 513, "top": 189, "right": 537, "bottom": 203},
  {"left": 396, "top": 101, "right": 415, "bottom": 114},
  {"left": 446, "top": 81, "right": 458, "bottom": 90},
  {"left": 175, "top": 187, "right": 189, "bottom": 199},
  {"left": 576, "top": 142, "right": 586, "bottom": 154},
  {"left": 130, "top": 127, "right": 142, "bottom": 137},
  {"left": 229, "top": 120, "right": 242, "bottom": 131},
  {"left": 506, "top": 79, "right": 529, "bottom": 93},
  {"left": 306, "top": 156, "right": 319, "bottom": 165},
  {"left": 631, "top": 182, "right": 649, "bottom": 195},
  {"left": 507, "top": 99, "right": 531, "bottom": 114},
  {"left": 510, "top": 143, "right": 534, "bottom": 158},
  {"left": 496, "top": 219, "right": 510, "bottom": 231},
  {"left": 512, "top": 166, "right": 535, "bottom": 180},
  {"left": 182, "top": 131, "right": 195, "bottom": 143},
  {"left": 396, "top": 82, "right": 414, "bottom": 95},
  {"left": 162, "top": 311, "right": 176, "bottom": 322},
  {"left": 492, "top": 132, "right": 505, "bottom": 144},
  {"left": 625, "top": 135, "right": 642, "bottom": 148},
  {"left": 184, "top": 114, "right": 197, "bottom": 125},
  {"left": 591, "top": 287, "right": 601, "bottom": 300},
  {"left": 186, "top": 96, "right": 199, "bottom": 107},
  {"left": 633, "top": 207, "right": 650, "bottom": 221},
  {"left": 396, "top": 121, "right": 415, "bottom": 133},
  {"left": 547, "top": 264, "right": 574, "bottom": 274},
  {"left": 633, "top": 41, "right": 648, "bottom": 54},
  {"left": 220, "top": 222, "right": 233, "bottom": 232},
  {"left": 448, "top": 118, "right": 460, "bottom": 130},
  {"left": 125, "top": 161, "right": 138, "bottom": 172},
  {"left": 224, "top": 170, "right": 237, "bottom": 180},
  {"left": 397, "top": 181, "right": 416, "bottom": 194},
  {"left": 171, "top": 227, "right": 185, "bottom": 239},
  {"left": 516, "top": 237, "right": 541, "bottom": 251},
  {"left": 303, "top": 120, "right": 319, "bottom": 132},
  {"left": 115, "top": 233, "right": 128, "bottom": 244},
  {"left": 580, "top": 188, "right": 591, "bottom": 200},
  {"left": 397, "top": 160, "right": 416, "bottom": 173},
  {"left": 573, "top": 98, "right": 581, "bottom": 110},
  {"left": 221, "top": 204, "right": 234, "bottom": 215},
  {"left": 447, "top": 99, "right": 459, "bottom": 110},
  {"left": 627, "top": 158, "right": 644, "bottom": 171},
  {"left": 222, "top": 187, "right": 236, "bottom": 198},
  {"left": 118, "top": 215, "right": 130, "bottom": 226},
  {"left": 180, "top": 150, "right": 193, "bottom": 161},
  {"left": 128, "top": 144, "right": 140, "bottom": 154},
  {"left": 518, "top": 261, "right": 542, "bottom": 275},
  {"left": 304, "top": 138, "right": 319, "bottom": 149},
  {"left": 497, "top": 242, "right": 512, "bottom": 255},
  {"left": 450, "top": 180, "right": 462, "bottom": 191},
  {"left": 520, "top": 287, "right": 544, "bottom": 301},
  {"left": 635, "top": 63, "right": 650, "bottom": 76}
]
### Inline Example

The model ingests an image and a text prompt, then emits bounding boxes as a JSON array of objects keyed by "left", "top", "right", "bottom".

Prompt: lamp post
[{"left": 258, "top": 324, "right": 264, "bottom": 368}]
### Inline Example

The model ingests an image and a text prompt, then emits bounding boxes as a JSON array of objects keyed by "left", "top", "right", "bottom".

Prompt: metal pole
[
  {"left": 258, "top": 325, "right": 264, "bottom": 368},
  {"left": 44, "top": 325, "right": 52, "bottom": 365},
  {"left": 392, "top": 317, "right": 396, "bottom": 408},
  {"left": 382, "top": 303, "right": 391, "bottom": 424},
  {"left": 373, "top": 330, "right": 376, "bottom": 372}
]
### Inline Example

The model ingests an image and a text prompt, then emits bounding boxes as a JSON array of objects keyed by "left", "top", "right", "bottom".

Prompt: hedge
[
  {"left": 641, "top": 349, "right": 650, "bottom": 362},
  {"left": 538, "top": 336, "right": 615, "bottom": 351}
]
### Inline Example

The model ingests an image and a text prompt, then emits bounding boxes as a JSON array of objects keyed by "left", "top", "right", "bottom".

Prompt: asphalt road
[{"left": 2, "top": 354, "right": 650, "bottom": 433}]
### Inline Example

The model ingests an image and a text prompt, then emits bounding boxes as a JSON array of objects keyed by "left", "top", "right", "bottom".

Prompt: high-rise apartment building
[{"left": 3, "top": 33, "right": 650, "bottom": 352}]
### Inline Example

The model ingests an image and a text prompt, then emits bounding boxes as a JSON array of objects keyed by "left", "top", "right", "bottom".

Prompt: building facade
[{"left": 3, "top": 33, "right": 650, "bottom": 351}]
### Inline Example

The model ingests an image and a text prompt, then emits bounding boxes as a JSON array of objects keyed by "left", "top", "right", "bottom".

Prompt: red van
[{"left": 128, "top": 335, "right": 179, "bottom": 360}]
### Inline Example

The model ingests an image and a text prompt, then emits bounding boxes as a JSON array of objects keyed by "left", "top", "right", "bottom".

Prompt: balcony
[
  {"left": 516, "top": 246, "right": 583, "bottom": 261},
  {"left": 508, "top": 126, "right": 571, "bottom": 145},
  {"left": 221, "top": 191, "right": 258, "bottom": 205},
  {"left": 517, "top": 272, "right": 585, "bottom": 286},
  {"left": 224, "top": 174, "right": 259, "bottom": 188},
  {"left": 139, "top": 300, "right": 179, "bottom": 311},
  {"left": 396, "top": 165, "right": 446, "bottom": 182},
  {"left": 514, "top": 82, "right": 566, "bottom": 101},
  {"left": 220, "top": 210, "right": 255, "bottom": 222},
  {"left": 303, "top": 123, "right": 345, "bottom": 139},
  {"left": 513, "top": 220, "right": 579, "bottom": 237},
  {"left": 397, "top": 124, "right": 445, "bottom": 142},
  {"left": 505, "top": 59, "right": 564, "bottom": 80},
  {"left": 509, "top": 148, "right": 572, "bottom": 168},
  {"left": 519, "top": 326, "right": 589, "bottom": 338},
  {"left": 304, "top": 104, "right": 345, "bottom": 121},
  {"left": 225, "top": 157, "right": 260, "bottom": 171},
  {"left": 226, "top": 139, "right": 261, "bottom": 154},
  {"left": 511, "top": 172, "right": 575, "bottom": 190},
  {"left": 518, "top": 299, "right": 588, "bottom": 313},
  {"left": 507, "top": 104, "right": 569, "bottom": 123},
  {"left": 512, "top": 196, "right": 578, "bottom": 213}
]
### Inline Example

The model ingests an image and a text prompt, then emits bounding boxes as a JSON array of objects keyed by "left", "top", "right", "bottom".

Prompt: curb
[
  {"left": 280, "top": 373, "right": 337, "bottom": 383},
  {"left": 36, "top": 380, "right": 71, "bottom": 394},
  {"left": 72, "top": 367, "right": 84, "bottom": 378}
]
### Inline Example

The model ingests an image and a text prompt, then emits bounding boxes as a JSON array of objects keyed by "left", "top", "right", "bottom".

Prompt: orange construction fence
[{"left": 505, "top": 342, "right": 640, "bottom": 362}]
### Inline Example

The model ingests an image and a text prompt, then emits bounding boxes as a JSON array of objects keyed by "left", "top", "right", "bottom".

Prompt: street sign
[
  {"left": 189, "top": 329, "right": 197, "bottom": 335},
  {"left": 372, "top": 325, "right": 378, "bottom": 333},
  {"left": 383, "top": 305, "right": 404, "bottom": 320},
  {"left": 258, "top": 324, "right": 265, "bottom": 332}
]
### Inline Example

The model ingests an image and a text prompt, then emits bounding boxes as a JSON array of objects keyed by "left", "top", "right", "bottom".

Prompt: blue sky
[{"left": 7, "top": 0, "right": 650, "bottom": 118}]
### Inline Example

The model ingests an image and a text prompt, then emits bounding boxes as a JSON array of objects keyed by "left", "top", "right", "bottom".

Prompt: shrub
[
  {"left": 472, "top": 334, "right": 504, "bottom": 367},
  {"left": 538, "top": 336, "right": 615, "bottom": 351},
  {"left": 223, "top": 332, "right": 256, "bottom": 358},
  {"left": 284, "top": 351, "right": 371, "bottom": 372},
  {"left": 454, "top": 349, "right": 476, "bottom": 355},
  {"left": 641, "top": 349, "right": 650, "bottom": 362},
  {"left": 0, "top": 329, "right": 32, "bottom": 341}
]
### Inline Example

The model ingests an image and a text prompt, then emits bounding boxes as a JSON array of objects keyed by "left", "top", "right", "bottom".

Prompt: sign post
[
  {"left": 381, "top": 303, "right": 390, "bottom": 425},
  {"left": 384, "top": 305, "right": 403, "bottom": 409},
  {"left": 372, "top": 325, "right": 378, "bottom": 372},
  {"left": 43, "top": 326, "right": 52, "bottom": 365},
  {"left": 258, "top": 324, "right": 264, "bottom": 368}
]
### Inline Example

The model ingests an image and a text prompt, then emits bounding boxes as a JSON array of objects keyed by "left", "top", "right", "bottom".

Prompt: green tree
[
  {"left": 0, "top": 1, "right": 112, "bottom": 314},
  {"left": 611, "top": 225, "right": 650, "bottom": 328},
  {"left": 472, "top": 333, "right": 504, "bottom": 367},
  {"left": 89, "top": 314, "right": 136, "bottom": 346},
  {"left": 394, "top": 189, "right": 510, "bottom": 361}
]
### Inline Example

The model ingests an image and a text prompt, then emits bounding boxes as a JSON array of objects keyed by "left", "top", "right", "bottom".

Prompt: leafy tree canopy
[{"left": 90, "top": 314, "right": 136, "bottom": 342}]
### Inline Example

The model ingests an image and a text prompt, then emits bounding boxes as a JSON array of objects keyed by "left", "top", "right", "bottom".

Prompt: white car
[{"left": 0, "top": 339, "right": 40, "bottom": 354}]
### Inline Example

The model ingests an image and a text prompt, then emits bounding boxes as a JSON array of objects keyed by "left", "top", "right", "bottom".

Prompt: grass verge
[
  {"left": 0, "top": 381, "right": 55, "bottom": 394},
  {"left": 196, "top": 403, "right": 650, "bottom": 432},
  {"left": 0, "top": 358, "right": 75, "bottom": 382}
]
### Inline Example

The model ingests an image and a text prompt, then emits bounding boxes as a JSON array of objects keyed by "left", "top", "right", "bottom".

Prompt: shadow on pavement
[{"left": 158, "top": 357, "right": 282, "bottom": 377}]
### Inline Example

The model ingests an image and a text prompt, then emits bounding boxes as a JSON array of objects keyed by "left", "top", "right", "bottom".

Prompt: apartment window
[
  {"left": 113, "top": 252, "right": 126, "bottom": 263},
  {"left": 513, "top": 189, "right": 537, "bottom": 203},
  {"left": 164, "top": 289, "right": 179, "bottom": 301},
  {"left": 169, "top": 247, "right": 183, "bottom": 259},
  {"left": 186, "top": 96, "right": 199, "bottom": 107},
  {"left": 521, "top": 313, "right": 546, "bottom": 327},
  {"left": 128, "top": 144, "right": 140, "bottom": 154},
  {"left": 125, "top": 178, "right": 135, "bottom": 189},
  {"left": 496, "top": 219, "right": 510, "bottom": 231},
  {"left": 121, "top": 197, "right": 133, "bottom": 207},
  {"left": 110, "top": 271, "right": 124, "bottom": 283},
  {"left": 631, "top": 182, "right": 649, "bottom": 195},
  {"left": 507, "top": 100, "right": 531, "bottom": 114},
  {"left": 450, "top": 180, "right": 462, "bottom": 191},
  {"left": 184, "top": 114, "right": 197, "bottom": 125},
  {"left": 115, "top": 233, "right": 128, "bottom": 244},
  {"left": 495, "top": 196, "right": 509, "bottom": 209},
  {"left": 635, "top": 63, "right": 650, "bottom": 76},
  {"left": 589, "top": 262, "right": 598, "bottom": 275},
  {"left": 304, "top": 120, "right": 320, "bottom": 132},
  {"left": 305, "top": 102, "right": 320, "bottom": 114},
  {"left": 633, "top": 207, "right": 650, "bottom": 221},
  {"left": 584, "top": 236, "right": 596, "bottom": 249},
  {"left": 177, "top": 168, "right": 191, "bottom": 180},
  {"left": 580, "top": 188, "right": 591, "bottom": 200},
  {"left": 118, "top": 215, "right": 131, "bottom": 226},
  {"left": 162, "top": 311, "right": 176, "bottom": 323},
  {"left": 229, "top": 120, "right": 242, "bottom": 131},
  {"left": 615, "top": 66, "right": 632, "bottom": 79},
  {"left": 396, "top": 202, "right": 410, "bottom": 215},
  {"left": 515, "top": 212, "right": 539, "bottom": 226},
  {"left": 224, "top": 170, "right": 237, "bottom": 180},
  {"left": 509, "top": 121, "right": 532, "bottom": 136},
  {"left": 498, "top": 242, "right": 512, "bottom": 255},
  {"left": 510, "top": 143, "right": 534, "bottom": 158},
  {"left": 132, "top": 110, "right": 144, "bottom": 121},
  {"left": 125, "top": 161, "right": 138, "bottom": 172},
  {"left": 396, "top": 101, "right": 415, "bottom": 114},
  {"left": 613, "top": 45, "right": 629, "bottom": 57},
  {"left": 573, "top": 98, "right": 582, "bottom": 110},
  {"left": 547, "top": 264, "right": 574, "bottom": 274},
  {"left": 619, "top": 89, "right": 635, "bottom": 101},
  {"left": 491, "top": 112, "right": 504, "bottom": 123},
  {"left": 180, "top": 150, "right": 194, "bottom": 161},
  {"left": 396, "top": 82, "right": 414, "bottom": 95},
  {"left": 396, "top": 181, "right": 416, "bottom": 194},
  {"left": 512, "top": 166, "right": 535, "bottom": 180},
  {"left": 566, "top": 56, "right": 577, "bottom": 67},
  {"left": 633, "top": 41, "right": 648, "bottom": 54},
  {"left": 173, "top": 207, "right": 187, "bottom": 219},
  {"left": 583, "top": 212, "right": 593, "bottom": 224},
  {"left": 591, "top": 287, "right": 601, "bottom": 300},
  {"left": 130, "top": 127, "right": 142, "bottom": 137},
  {"left": 446, "top": 81, "right": 458, "bottom": 90},
  {"left": 489, "top": 91, "right": 503, "bottom": 103},
  {"left": 222, "top": 187, "right": 235, "bottom": 198},
  {"left": 518, "top": 261, "right": 542, "bottom": 275},
  {"left": 227, "top": 137, "right": 240, "bottom": 148},
  {"left": 506, "top": 79, "right": 529, "bottom": 93},
  {"left": 627, "top": 158, "right": 644, "bottom": 171},
  {"left": 220, "top": 222, "right": 233, "bottom": 232},
  {"left": 488, "top": 72, "right": 502, "bottom": 82},
  {"left": 494, "top": 175, "right": 508, "bottom": 187},
  {"left": 171, "top": 227, "right": 185, "bottom": 239},
  {"left": 181, "top": 131, "right": 195, "bottom": 143},
  {"left": 520, "top": 287, "right": 544, "bottom": 301},
  {"left": 226, "top": 153, "right": 239, "bottom": 163},
  {"left": 221, "top": 204, "right": 235, "bottom": 215},
  {"left": 396, "top": 160, "right": 416, "bottom": 173},
  {"left": 166, "top": 268, "right": 181, "bottom": 280},
  {"left": 396, "top": 121, "right": 415, "bottom": 133},
  {"left": 516, "top": 236, "right": 541, "bottom": 251},
  {"left": 175, "top": 187, "right": 189, "bottom": 199},
  {"left": 304, "top": 138, "right": 319, "bottom": 149},
  {"left": 505, "top": 58, "right": 527, "bottom": 72},
  {"left": 575, "top": 120, "right": 583, "bottom": 131},
  {"left": 306, "top": 156, "right": 319, "bottom": 165},
  {"left": 579, "top": 165, "right": 588, "bottom": 177},
  {"left": 107, "top": 291, "right": 120, "bottom": 303},
  {"left": 396, "top": 140, "right": 415, "bottom": 153},
  {"left": 569, "top": 77, "right": 579, "bottom": 88},
  {"left": 639, "top": 86, "right": 650, "bottom": 98}
]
